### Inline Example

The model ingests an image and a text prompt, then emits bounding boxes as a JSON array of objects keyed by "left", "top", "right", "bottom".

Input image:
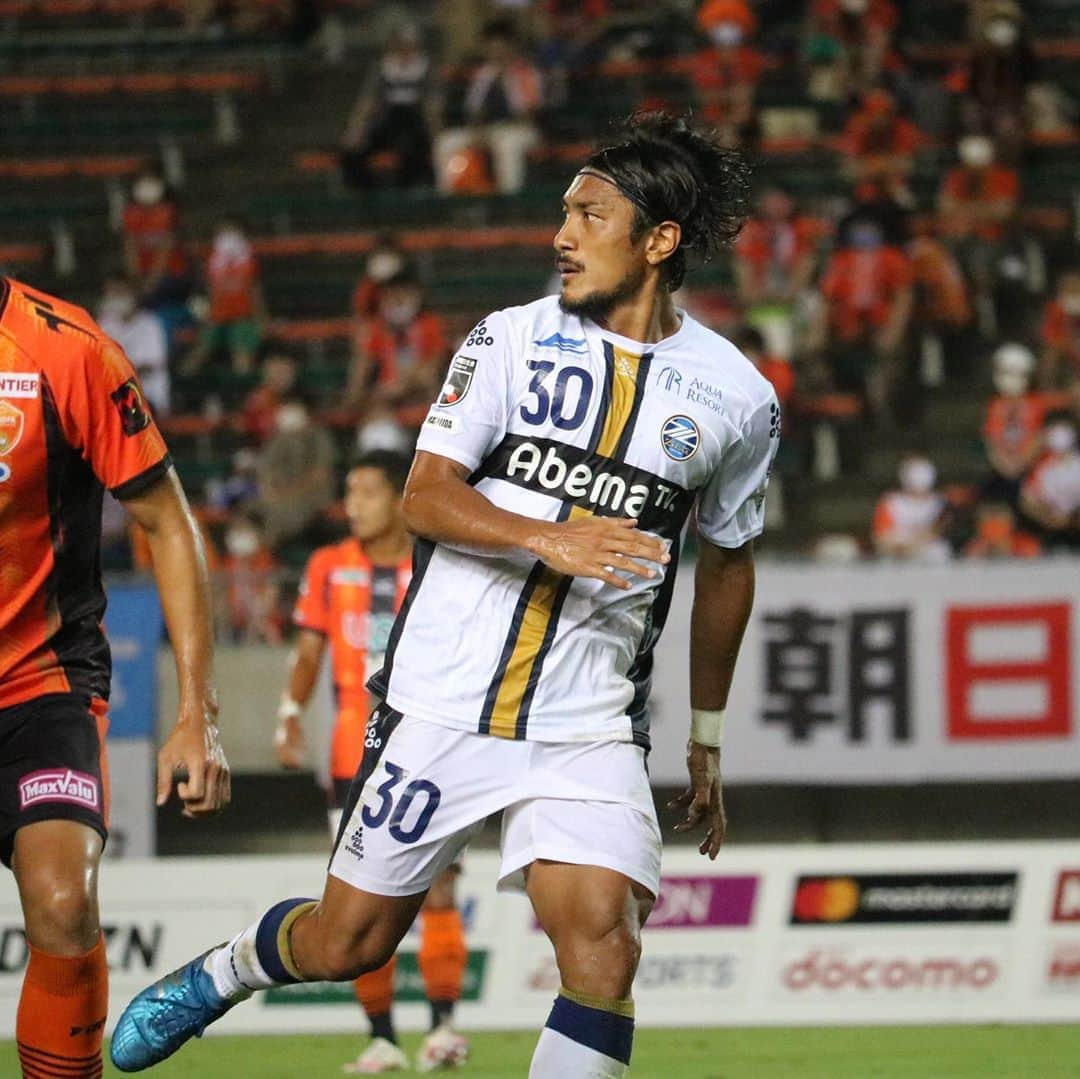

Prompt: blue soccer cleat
[{"left": 110, "top": 949, "right": 248, "bottom": 1072}]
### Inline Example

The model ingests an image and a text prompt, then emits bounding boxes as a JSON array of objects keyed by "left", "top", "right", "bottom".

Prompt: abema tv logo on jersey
[{"left": 19, "top": 769, "right": 99, "bottom": 811}]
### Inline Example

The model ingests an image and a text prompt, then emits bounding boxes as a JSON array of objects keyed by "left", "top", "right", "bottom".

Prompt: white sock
[
  {"left": 529, "top": 1027, "right": 628, "bottom": 1078},
  {"left": 204, "top": 926, "right": 266, "bottom": 999}
]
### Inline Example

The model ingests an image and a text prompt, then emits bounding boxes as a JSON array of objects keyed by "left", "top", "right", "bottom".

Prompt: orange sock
[
  {"left": 16, "top": 936, "right": 107, "bottom": 1079},
  {"left": 419, "top": 907, "right": 467, "bottom": 1005},
  {"left": 353, "top": 955, "right": 397, "bottom": 1018}
]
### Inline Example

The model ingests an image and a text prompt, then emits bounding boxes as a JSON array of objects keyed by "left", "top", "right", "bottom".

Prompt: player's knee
[
  {"left": 556, "top": 916, "right": 641, "bottom": 998},
  {"left": 21, "top": 874, "right": 98, "bottom": 953}
]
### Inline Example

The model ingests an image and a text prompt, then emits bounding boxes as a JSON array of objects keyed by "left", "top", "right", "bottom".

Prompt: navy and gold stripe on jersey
[{"left": 479, "top": 342, "right": 663, "bottom": 740}]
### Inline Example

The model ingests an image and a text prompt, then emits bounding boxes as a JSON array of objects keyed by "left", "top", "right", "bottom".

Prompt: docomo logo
[
  {"left": 18, "top": 768, "right": 99, "bottom": 811},
  {"left": 782, "top": 950, "right": 1000, "bottom": 994},
  {"left": 1047, "top": 944, "right": 1080, "bottom": 991},
  {"left": 649, "top": 875, "right": 758, "bottom": 929}
]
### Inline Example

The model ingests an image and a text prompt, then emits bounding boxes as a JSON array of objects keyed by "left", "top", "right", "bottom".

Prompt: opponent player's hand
[
  {"left": 669, "top": 741, "right": 726, "bottom": 859},
  {"left": 157, "top": 713, "right": 231, "bottom": 818},
  {"left": 273, "top": 715, "right": 305, "bottom": 769},
  {"left": 531, "top": 517, "right": 670, "bottom": 589}
]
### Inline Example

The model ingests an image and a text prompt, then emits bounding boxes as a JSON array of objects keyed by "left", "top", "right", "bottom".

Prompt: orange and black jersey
[{"left": 0, "top": 278, "right": 171, "bottom": 709}]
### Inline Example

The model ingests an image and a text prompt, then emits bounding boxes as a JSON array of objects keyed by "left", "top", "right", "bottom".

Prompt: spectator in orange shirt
[
  {"left": 434, "top": 19, "right": 543, "bottom": 195},
  {"left": 122, "top": 167, "right": 192, "bottom": 345},
  {"left": 218, "top": 515, "right": 281, "bottom": 644},
  {"left": 811, "top": 211, "right": 913, "bottom": 419},
  {"left": 1040, "top": 271, "right": 1080, "bottom": 389},
  {"left": 939, "top": 135, "right": 1020, "bottom": 245},
  {"left": 843, "top": 88, "right": 921, "bottom": 206},
  {"left": 732, "top": 325, "right": 795, "bottom": 412},
  {"left": 982, "top": 343, "right": 1047, "bottom": 506},
  {"left": 348, "top": 270, "right": 449, "bottom": 450},
  {"left": 872, "top": 454, "right": 951, "bottom": 561},
  {"left": 734, "top": 187, "right": 819, "bottom": 307},
  {"left": 241, "top": 353, "right": 298, "bottom": 446},
  {"left": 963, "top": 503, "right": 1041, "bottom": 559},
  {"left": 805, "top": 0, "right": 898, "bottom": 100},
  {"left": 187, "top": 218, "right": 267, "bottom": 375},
  {"left": 351, "top": 234, "right": 408, "bottom": 322},
  {"left": 692, "top": 0, "right": 763, "bottom": 143}
]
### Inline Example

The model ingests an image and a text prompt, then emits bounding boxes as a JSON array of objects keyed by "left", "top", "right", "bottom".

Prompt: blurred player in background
[
  {"left": 0, "top": 277, "right": 229, "bottom": 1078},
  {"left": 112, "top": 113, "right": 776, "bottom": 1079},
  {"left": 274, "top": 450, "right": 468, "bottom": 1074}
]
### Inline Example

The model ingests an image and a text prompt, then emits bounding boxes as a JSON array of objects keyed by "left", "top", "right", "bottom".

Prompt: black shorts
[{"left": 0, "top": 693, "right": 110, "bottom": 867}]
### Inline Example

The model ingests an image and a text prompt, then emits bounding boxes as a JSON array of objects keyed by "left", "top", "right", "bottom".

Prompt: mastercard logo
[{"left": 793, "top": 877, "right": 861, "bottom": 922}]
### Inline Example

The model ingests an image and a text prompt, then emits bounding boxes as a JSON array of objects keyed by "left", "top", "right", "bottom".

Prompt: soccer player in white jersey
[{"left": 111, "top": 112, "right": 779, "bottom": 1078}]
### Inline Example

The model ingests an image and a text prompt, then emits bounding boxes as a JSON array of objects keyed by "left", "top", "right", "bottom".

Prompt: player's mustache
[{"left": 556, "top": 257, "right": 584, "bottom": 273}]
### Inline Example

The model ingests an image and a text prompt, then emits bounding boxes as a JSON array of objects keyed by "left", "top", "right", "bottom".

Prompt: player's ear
[{"left": 646, "top": 221, "right": 681, "bottom": 268}]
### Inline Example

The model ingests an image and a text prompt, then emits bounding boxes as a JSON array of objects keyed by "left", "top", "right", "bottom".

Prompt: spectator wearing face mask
[
  {"left": 434, "top": 18, "right": 543, "bottom": 196},
  {"left": 351, "top": 234, "right": 409, "bottom": 321},
  {"left": 963, "top": 503, "right": 1041, "bottom": 559},
  {"left": 241, "top": 354, "right": 298, "bottom": 446},
  {"left": 121, "top": 167, "right": 192, "bottom": 344},
  {"left": 691, "top": 0, "right": 764, "bottom": 144},
  {"left": 1040, "top": 271, "right": 1080, "bottom": 390},
  {"left": 811, "top": 211, "right": 913, "bottom": 420},
  {"left": 219, "top": 516, "right": 282, "bottom": 644},
  {"left": 842, "top": 88, "right": 923, "bottom": 207},
  {"left": 97, "top": 273, "right": 170, "bottom": 416},
  {"left": 982, "top": 343, "right": 1048, "bottom": 506},
  {"left": 872, "top": 455, "right": 951, "bottom": 562},
  {"left": 187, "top": 217, "right": 267, "bottom": 375},
  {"left": 939, "top": 134, "right": 1019, "bottom": 246},
  {"left": 257, "top": 395, "right": 336, "bottom": 550},
  {"left": 1020, "top": 418, "right": 1080, "bottom": 548},
  {"left": 949, "top": 3, "right": 1036, "bottom": 162},
  {"left": 347, "top": 269, "right": 448, "bottom": 431}
]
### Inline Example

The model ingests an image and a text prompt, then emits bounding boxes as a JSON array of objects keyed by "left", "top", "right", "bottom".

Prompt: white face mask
[
  {"left": 133, "top": 177, "right": 165, "bottom": 206},
  {"left": 959, "top": 136, "right": 994, "bottom": 169},
  {"left": 225, "top": 528, "right": 259, "bottom": 559},
  {"left": 900, "top": 459, "right": 936, "bottom": 495},
  {"left": 102, "top": 294, "right": 136, "bottom": 321},
  {"left": 842, "top": 0, "right": 869, "bottom": 11},
  {"left": 985, "top": 19, "right": 1019, "bottom": 48},
  {"left": 383, "top": 295, "right": 420, "bottom": 328},
  {"left": 993, "top": 371, "right": 1028, "bottom": 397},
  {"left": 1062, "top": 294, "right": 1080, "bottom": 317},
  {"left": 276, "top": 404, "right": 308, "bottom": 434},
  {"left": 367, "top": 251, "right": 405, "bottom": 283},
  {"left": 710, "top": 22, "right": 744, "bottom": 47},
  {"left": 213, "top": 229, "right": 250, "bottom": 262},
  {"left": 1045, "top": 424, "right": 1077, "bottom": 454}
]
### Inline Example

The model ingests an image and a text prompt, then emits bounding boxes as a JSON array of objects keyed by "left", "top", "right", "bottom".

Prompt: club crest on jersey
[
  {"left": 437, "top": 356, "right": 477, "bottom": 407},
  {"left": 110, "top": 378, "right": 151, "bottom": 436},
  {"left": 661, "top": 415, "right": 700, "bottom": 461},
  {"left": 533, "top": 332, "right": 588, "bottom": 354},
  {"left": 0, "top": 401, "right": 25, "bottom": 455}
]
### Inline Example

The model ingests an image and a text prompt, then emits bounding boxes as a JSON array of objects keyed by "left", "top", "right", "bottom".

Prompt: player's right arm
[{"left": 404, "top": 310, "right": 668, "bottom": 589}]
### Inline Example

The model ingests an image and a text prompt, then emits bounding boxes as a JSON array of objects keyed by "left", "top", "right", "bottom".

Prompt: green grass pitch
[{"left": 4, "top": 1025, "right": 1080, "bottom": 1077}]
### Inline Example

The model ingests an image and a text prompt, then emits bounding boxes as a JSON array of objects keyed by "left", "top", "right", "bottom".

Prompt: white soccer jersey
[{"left": 370, "top": 296, "right": 779, "bottom": 746}]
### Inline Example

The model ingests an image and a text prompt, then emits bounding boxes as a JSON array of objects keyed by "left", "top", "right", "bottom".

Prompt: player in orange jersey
[
  {"left": 0, "top": 277, "right": 229, "bottom": 1078},
  {"left": 274, "top": 450, "right": 468, "bottom": 1074}
]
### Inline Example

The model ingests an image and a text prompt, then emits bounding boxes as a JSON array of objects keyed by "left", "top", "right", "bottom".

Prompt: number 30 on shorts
[{"left": 361, "top": 761, "right": 442, "bottom": 844}]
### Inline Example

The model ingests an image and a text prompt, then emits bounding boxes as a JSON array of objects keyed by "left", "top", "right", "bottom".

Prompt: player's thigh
[{"left": 0, "top": 693, "right": 110, "bottom": 951}]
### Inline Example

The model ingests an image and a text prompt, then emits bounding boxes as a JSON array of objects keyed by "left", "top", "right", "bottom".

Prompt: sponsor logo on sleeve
[
  {"left": 1052, "top": 870, "right": 1080, "bottom": 922},
  {"left": 436, "top": 355, "right": 478, "bottom": 408},
  {"left": 0, "top": 401, "right": 25, "bottom": 455},
  {"left": 791, "top": 872, "right": 1018, "bottom": 925},
  {"left": 0, "top": 373, "right": 40, "bottom": 399},
  {"left": 661, "top": 415, "right": 700, "bottom": 461},
  {"left": 464, "top": 320, "right": 495, "bottom": 349},
  {"left": 19, "top": 768, "right": 100, "bottom": 811},
  {"left": 110, "top": 378, "right": 151, "bottom": 436}
]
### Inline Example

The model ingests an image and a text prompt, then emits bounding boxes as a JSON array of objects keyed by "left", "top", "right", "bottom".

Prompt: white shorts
[{"left": 328, "top": 713, "right": 661, "bottom": 899}]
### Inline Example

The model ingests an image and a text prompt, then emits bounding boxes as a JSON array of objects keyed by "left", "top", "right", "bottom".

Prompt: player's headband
[{"left": 577, "top": 168, "right": 659, "bottom": 223}]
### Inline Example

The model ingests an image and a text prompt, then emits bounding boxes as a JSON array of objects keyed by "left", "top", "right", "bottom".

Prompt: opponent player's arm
[
  {"left": 121, "top": 468, "right": 230, "bottom": 817},
  {"left": 671, "top": 537, "right": 756, "bottom": 860},
  {"left": 404, "top": 450, "right": 670, "bottom": 590},
  {"left": 274, "top": 629, "right": 327, "bottom": 769}
]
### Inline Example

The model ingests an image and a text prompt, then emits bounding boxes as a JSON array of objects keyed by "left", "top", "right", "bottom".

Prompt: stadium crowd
[{"left": 3, "top": 0, "right": 1080, "bottom": 636}]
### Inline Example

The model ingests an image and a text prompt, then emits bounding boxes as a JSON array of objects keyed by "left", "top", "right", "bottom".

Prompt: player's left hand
[
  {"left": 157, "top": 714, "right": 231, "bottom": 819},
  {"left": 669, "top": 741, "right": 726, "bottom": 859}
]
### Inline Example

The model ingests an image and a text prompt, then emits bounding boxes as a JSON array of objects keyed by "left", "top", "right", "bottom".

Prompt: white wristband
[
  {"left": 277, "top": 695, "right": 302, "bottom": 723},
  {"left": 690, "top": 708, "right": 726, "bottom": 748}
]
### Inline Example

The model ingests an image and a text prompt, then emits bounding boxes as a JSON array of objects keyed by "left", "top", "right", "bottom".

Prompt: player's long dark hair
[{"left": 584, "top": 112, "right": 751, "bottom": 291}]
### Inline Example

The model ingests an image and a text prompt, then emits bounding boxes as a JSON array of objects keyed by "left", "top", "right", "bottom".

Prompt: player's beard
[{"left": 558, "top": 260, "right": 647, "bottom": 323}]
